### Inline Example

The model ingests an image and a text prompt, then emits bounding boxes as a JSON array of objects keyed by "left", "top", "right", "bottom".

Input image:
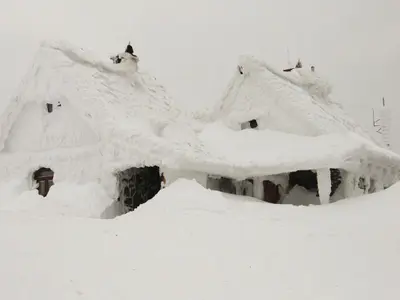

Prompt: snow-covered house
[
  {"left": 0, "top": 41, "right": 180, "bottom": 212},
  {"left": 167, "top": 56, "right": 400, "bottom": 205}
]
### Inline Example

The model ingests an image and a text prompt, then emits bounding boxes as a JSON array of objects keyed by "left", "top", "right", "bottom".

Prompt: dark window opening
[
  {"left": 46, "top": 103, "right": 53, "bottom": 113},
  {"left": 249, "top": 119, "right": 258, "bottom": 129},
  {"left": 358, "top": 177, "right": 367, "bottom": 191},
  {"left": 116, "top": 166, "right": 162, "bottom": 212},
  {"left": 262, "top": 180, "right": 281, "bottom": 204},
  {"left": 241, "top": 119, "right": 258, "bottom": 130},
  {"left": 289, "top": 169, "right": 342, "bottom": 197},
  {"left": 33, "top": 167, "right": 54, "bottom": 197},
  {"left": 289, "top": 170, "right": 318, "bottom": 193},
  {"left": 218, "top": 177, "right": 237, "bottom": 195},
  {"left": 207, "top": 176, "right": 252, "bottom": 196}
]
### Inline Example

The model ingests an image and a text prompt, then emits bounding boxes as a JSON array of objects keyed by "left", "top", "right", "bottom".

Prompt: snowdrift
[
  {"left": 0, "top": 179, "right": 119, "bottom": 218},
  {"left": 0, "top": 179, "right": 399, "bottom": 299}
]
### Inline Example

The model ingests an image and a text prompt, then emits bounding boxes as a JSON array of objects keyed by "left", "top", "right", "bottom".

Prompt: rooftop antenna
[{"left": 372, "top": 97, "right": 391, "bottom": 149}]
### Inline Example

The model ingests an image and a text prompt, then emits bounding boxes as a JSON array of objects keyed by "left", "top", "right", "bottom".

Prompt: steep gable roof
[
  {"left": 0, "top": 41, "right": 180, "bottom": 164},
  {"left": 214, "top": 56, "right": 373, "bottom": 141}
]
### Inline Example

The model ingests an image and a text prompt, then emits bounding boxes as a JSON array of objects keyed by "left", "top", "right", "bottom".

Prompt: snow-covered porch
[
  {"left": 206, "top": 168, "right": 343, "bottom": 205},
  {"left": 166, "top": 123, "right": 400, "bottom": 205}
]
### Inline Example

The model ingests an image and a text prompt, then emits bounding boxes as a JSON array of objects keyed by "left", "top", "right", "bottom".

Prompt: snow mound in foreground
[
  {"left": 0, "top": 179, "right": 119, "bottom": 218},
  {"left": 0, "top": 179, "right": 398, "bottom": 299}
]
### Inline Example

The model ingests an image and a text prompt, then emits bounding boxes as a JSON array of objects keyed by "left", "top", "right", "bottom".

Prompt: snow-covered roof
[
  {"left": 214, "top": 56, "right": 373, "bottom": 140},
  {"left": 0, "top": 41, "right": 181, "bottom": 166},
  {"left": 1, "top": 43, "right": 399, "bottom": 182},
  {"left": 168, "top": 122, "right": 400, "bottom": 179}
]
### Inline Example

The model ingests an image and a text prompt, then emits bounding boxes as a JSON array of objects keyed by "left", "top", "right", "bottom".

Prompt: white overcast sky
[{"left": 1, "top": 0, "right": 399, "bottom": 150}]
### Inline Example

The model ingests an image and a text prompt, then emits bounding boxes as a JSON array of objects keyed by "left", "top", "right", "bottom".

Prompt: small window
[
  {"left": 33, "top": 167, "right": 54, "bottom": 197},
  {"left": 249, "top": 119, "right": 258, "bottom": 129},
  {"left": 46, "top": 103, "right": 53, "bottom": 113},
  {"left": 358, "top": 177, "right": 367, "bottom": 191},
  {"left": 241, "top": 119, "right": 258, "bottom": 130}
]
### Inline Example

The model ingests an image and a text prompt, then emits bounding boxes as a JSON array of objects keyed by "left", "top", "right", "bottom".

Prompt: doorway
[{"left": 116, "top": 166, "right": 162, "bottom": 211}]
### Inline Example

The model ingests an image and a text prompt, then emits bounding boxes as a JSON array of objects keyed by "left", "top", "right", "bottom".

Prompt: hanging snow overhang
[{"left": 168, "top": 124, "right": 400, "bottom": 181}]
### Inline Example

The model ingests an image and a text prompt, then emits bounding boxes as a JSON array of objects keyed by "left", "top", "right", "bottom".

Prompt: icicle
[{"left": 317, "top": 169, "right": 331, "bottom": 204}]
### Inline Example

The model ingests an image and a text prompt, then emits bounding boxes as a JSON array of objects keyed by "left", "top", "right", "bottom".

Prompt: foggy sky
[{"left": 1, "top": 0, "right": 399, "bottom": 150}]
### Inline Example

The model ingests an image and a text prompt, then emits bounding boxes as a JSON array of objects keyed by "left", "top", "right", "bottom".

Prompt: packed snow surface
[
  {"left": 0, "top": 179, "right": 119, "bottom": 218},
  {"left": 0, "top": 179, "right": 399, "bottom": 299}
]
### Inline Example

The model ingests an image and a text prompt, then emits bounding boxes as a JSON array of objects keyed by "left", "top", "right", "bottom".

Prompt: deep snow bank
[
  {"left": 0, "top": 179, "right": 399, "bottom": 299},
  {"left": 0, "top": 179, "right": 119, "bottom": 218}
]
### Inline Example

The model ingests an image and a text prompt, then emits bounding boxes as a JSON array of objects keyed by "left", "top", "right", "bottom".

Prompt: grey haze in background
[{"left": 1, "top": 0, "right": 399, "bottom": 150}]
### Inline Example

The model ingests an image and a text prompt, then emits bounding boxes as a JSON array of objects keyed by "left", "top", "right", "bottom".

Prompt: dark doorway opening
[
  {"left": 262, "top": 180, "right": 281, "bottom": 203},
  {"left": 289, "top": 170, "right": 318, "bottom": 194},
  {"left": 116, "top": 166, "right": 162, "bottom": 211},
  {"left": 33, "top": 167, "right": 54, "bottom": 197},
  {"left": 288, "top": 169, "right": 342, "bottom": 197}
]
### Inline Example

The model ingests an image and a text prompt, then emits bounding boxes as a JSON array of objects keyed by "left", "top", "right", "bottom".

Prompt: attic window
[
  {"left": 241, "top": 119, "right": 258, "bottom": 130},
  {"left": 33, "top": 167, "right": 54, "bottom": 197},
  {"left": 249, "top": 119, "right": 258, "bottom": 129},
  {"left": 46, "top": 103, "right": 53, "bottom": 113}
]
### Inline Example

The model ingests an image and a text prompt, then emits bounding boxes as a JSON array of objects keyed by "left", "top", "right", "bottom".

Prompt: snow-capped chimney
[
  {"left": 110, "top": 42, "right": 139, "bottom": 67},
  {"left": 125, "top": 42, "right": 134, "bottom": 55},
  {"left": 295, "top": 59, "right": 302, "bottom": 69}
]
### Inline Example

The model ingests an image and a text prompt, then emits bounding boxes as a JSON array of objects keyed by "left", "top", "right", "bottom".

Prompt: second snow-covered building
[{"left": 166, "top": 56, "right": 400, "bottom": 205}]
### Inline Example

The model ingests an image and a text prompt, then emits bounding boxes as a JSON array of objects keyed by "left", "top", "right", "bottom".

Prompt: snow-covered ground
[
  {"left": 0, "top": 179, "right": 120, "bottom": 219},
  {"left": 0, "top": 179, "right": 399, "bottom": 299}
]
